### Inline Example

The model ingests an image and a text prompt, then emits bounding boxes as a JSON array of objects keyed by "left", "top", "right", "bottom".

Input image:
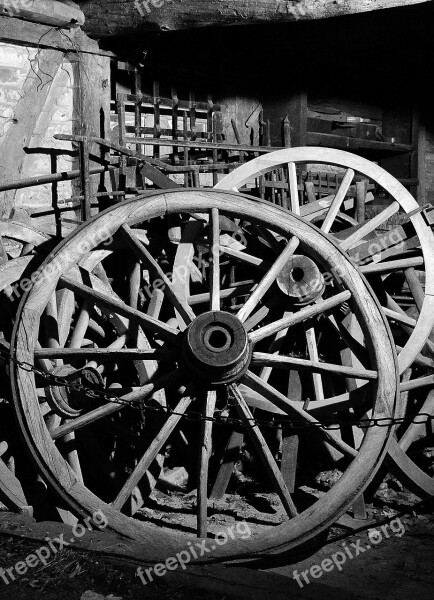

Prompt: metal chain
[{"left": 1, "top": 347, "right": 434, "bottom": 432}]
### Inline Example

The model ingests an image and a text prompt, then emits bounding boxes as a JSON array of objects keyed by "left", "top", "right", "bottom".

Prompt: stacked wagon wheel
[
  {"left": 8, "top": 188, "right": 399, "bottom": 561},
  {"left": 215, "top": 147, "right": 434, "bottom": 500},
  {"left": 0, "top": 217, "right": 53, "bottom": 514},
  {"left": 0, "top": 213, "right": 79, "bottom": 516}
]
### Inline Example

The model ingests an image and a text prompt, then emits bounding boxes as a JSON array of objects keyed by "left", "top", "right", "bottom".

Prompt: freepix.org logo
[{"left": 134, "top": 0, "right": 179, "bottom": 17}]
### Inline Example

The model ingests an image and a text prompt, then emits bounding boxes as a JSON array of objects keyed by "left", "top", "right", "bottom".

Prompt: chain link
[{"left": 1, "top": 347, "right": 434, "bottom": 432}]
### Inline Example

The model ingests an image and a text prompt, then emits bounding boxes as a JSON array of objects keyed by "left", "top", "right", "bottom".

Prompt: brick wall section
[{"left": 0, "top": 41, "right": 76, "bottom": 214}]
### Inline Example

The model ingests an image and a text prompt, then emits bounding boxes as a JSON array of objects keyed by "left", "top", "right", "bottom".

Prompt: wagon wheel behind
[{"left": 215, "top": 147, "right": 434, "bottom": 503}]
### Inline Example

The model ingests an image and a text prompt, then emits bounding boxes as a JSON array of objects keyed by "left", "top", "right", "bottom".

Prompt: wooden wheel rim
[
  {"left": 215, "top": 146, "right": 434, "bottom": 374},
  {"left": 10, "top": 189, "right": 398, "bottom": 561}
]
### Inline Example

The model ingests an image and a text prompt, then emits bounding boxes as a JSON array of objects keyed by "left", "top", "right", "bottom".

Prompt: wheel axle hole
[
  {"left": 203, "top": 326, "right": 232, "bottom": 352},
  {"left": 209, "top": 329, "right": 229, "bottom": 349},
  {"left": 291, "top": 267, "right": 305, "bottom": 282}
]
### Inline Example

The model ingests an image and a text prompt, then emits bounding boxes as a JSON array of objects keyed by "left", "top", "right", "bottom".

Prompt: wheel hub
[
  {"left": 277, "top": 254, "right": 325, "bottom": 305},
  {"left": 182, "top": 311, "right": 251, "bottom": 386},
  {"left": 46, "top": 365, "right": 103, "bottom": 418}
]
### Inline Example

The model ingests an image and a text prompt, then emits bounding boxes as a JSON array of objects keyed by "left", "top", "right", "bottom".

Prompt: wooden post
[{"left": 78, "top": 127, "right": 91, "bottom": 221}]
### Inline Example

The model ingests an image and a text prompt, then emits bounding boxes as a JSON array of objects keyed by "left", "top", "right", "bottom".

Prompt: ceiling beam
[
  {"left": 77, "top": 0, "right": 433, "bottom": 36},
  {"left": 0, "top": 0, "right": 84, "bottom": 27}
]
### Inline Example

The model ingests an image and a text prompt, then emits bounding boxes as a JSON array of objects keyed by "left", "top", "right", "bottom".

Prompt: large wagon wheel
[
  {"left": 216, "top": 147, "right": 434, "bottom": 501},
  {"left": 10, "top": 189, "right": 397, "bottom": 561}
]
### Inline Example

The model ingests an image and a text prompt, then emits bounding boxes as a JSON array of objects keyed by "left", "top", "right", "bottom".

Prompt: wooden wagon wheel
[
  {"left": 216, "top": 147, "right": 434, "bottom": 502},
  {"left": 10, "top": 189, "right": 398, "bottom": 561},
  {"left": 0, "top": 226, "right": 49, "bottom": 513},
  {"left": 215, "top": 147, "right": 434, "bottom": 374}
]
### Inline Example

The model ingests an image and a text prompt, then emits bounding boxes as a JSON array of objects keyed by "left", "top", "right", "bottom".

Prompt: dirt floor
[
  {"left": 268, "top": 510, "right": 434, "bottom": 600},
  {"left": 0, "top": 500, "right": 433, "bottom": 600}
]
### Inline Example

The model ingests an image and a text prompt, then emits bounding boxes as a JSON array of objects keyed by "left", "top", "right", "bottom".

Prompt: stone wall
[{"left": 0, "top": 41, "right": 76, "bottom": 217}]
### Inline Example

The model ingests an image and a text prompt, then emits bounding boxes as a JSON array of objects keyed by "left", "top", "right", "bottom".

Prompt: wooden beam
[
  {"left": 0, "top": 0, "right": 84, "bottom": 27},
  {"left": 76, "top": 0, "right": 432, "bottom": 35},
  {"left": 0, "top": 16, "right": 108, "bottom": 55}
]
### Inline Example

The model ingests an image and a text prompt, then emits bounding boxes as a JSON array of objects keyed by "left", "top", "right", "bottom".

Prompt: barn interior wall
[
  {"left": 0, "top": 22, "right": 110, "bottom": 224},
  {"left": 0, "top": 42, "right": 76, "bottom": 217},
  {"left": 106, "top": 2, "right": 433, "bottom": 201}
]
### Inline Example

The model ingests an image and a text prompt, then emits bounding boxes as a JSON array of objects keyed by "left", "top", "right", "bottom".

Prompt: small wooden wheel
[{"left": 11, "top": 189, "right": 398, "bottom": 561}]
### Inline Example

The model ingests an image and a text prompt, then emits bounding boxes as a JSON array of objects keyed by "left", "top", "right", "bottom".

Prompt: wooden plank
[
  {"left": 119, "top": 136, "right": 283, "bottom": 154},
  {"left": 307, "top": 131, "right": 413, "bottom": 153},
  {"left": 0, "top": 0, "right": 84, "bottom": 26},
  {"left": 0, "top": 15, "right": 105, "bottom": 54}
]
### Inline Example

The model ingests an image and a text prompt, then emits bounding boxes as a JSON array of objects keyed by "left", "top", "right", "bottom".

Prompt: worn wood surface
[
  {"left": 0, "top": 0, "right": 84, "bottom": 26},
  {"left": 0, "top": 15, "right": 105, "bottom": 53},
  {"left": 74, "top": 0, "right": 432, "bottom": 36}
]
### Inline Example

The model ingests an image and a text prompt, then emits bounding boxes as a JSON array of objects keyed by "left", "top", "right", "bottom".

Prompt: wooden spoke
[
  {"left": 244, "top": 296, "right": 282, "bottom": 332},
  {"left": 250, "top": 291, "right": 351, "bottom": 344},
  {"left": 120, "top": 224, "right": 195, "bottom": 327},
  {"left": 60, "top": 275, "right": 179, "bottom": 343},
  {"left": 384, "top": 293, "right": 434, "bottom": 355},
  {"left": 63, "top": 432, "right": 84, "bottom": 483},
  {"left": 112, "top": 387, "right": 194, "bottom": 510},
  {"left": 383, "top": 307, "right": 416, "bottom": 328},
  {"left": 404, "top": 267, "right": 424, "bottom": 312},
  {"left": 259, "top": 316, "right": 291, "bottom": 383},
  {"left": 220, "top": 245, "right": 270, "bottom": 270},
  {"left": 129, "top": 260, "right": 141, "bottom": 310},
  {"left": 252, "top": 224, "right": 282, "bottom": 254},
  {"left": 210, "top": 429, "right": 244, "bottom": 500},
  {"left": 35, "top": 348, "right": 176, "bottom": 361},
  {"left": 229, "top": 384, "right": 298, "bottom": 517},
  {"left": 68, "top": 302, "right": 91, "bottom": 349},
  {"left": 399, "top": 390, "right": 434, "bottom": 452},
  {"left": 326, "top": 314, "right": 370, "bottom": 366},
  {"left": 45, "top": 294, "right": 60, "bottom": 364},
  {"left": 288, "top": 162, "right": 300, "bottom": 215},
  {"left": 304, "top": 323, "right": 325, "bottom": 408},
  {"left": 51, "top": 370, "right": 179, "bottom": 440},
  {"left": 339, "top": 201, "right": 400, "bottom": 251},
  {"left": 243, "top": 372, "right": 358, "bottom": 458},
  {"left": 237, "top": 237, "right": 299, "bottom": 323},
  {"left": 252, "top": 353, "right": 377, "bottom": 380},
  {"left": 209, "top": 208, "right": 220, "bottom": 311},
  {"left": 400, "top": 375, "right": 434, "bottom": 392},
  {"left": 189, "top": 283, "right": 254, "bottom": 306},
  {"left": 396, "top": 345, "right": 434, "bottom": 369},
  {"left": 197, "top": 390, "right": 216, "bottom": 537},
  {"left": 147, "top": 288, "right": 165, "bottom": 320},
  {"left": 321, "top": 168, "right": 355, "bottom": 234},
  {"left": 360, "top": 257, "right": 424, "bottom": 275}
]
